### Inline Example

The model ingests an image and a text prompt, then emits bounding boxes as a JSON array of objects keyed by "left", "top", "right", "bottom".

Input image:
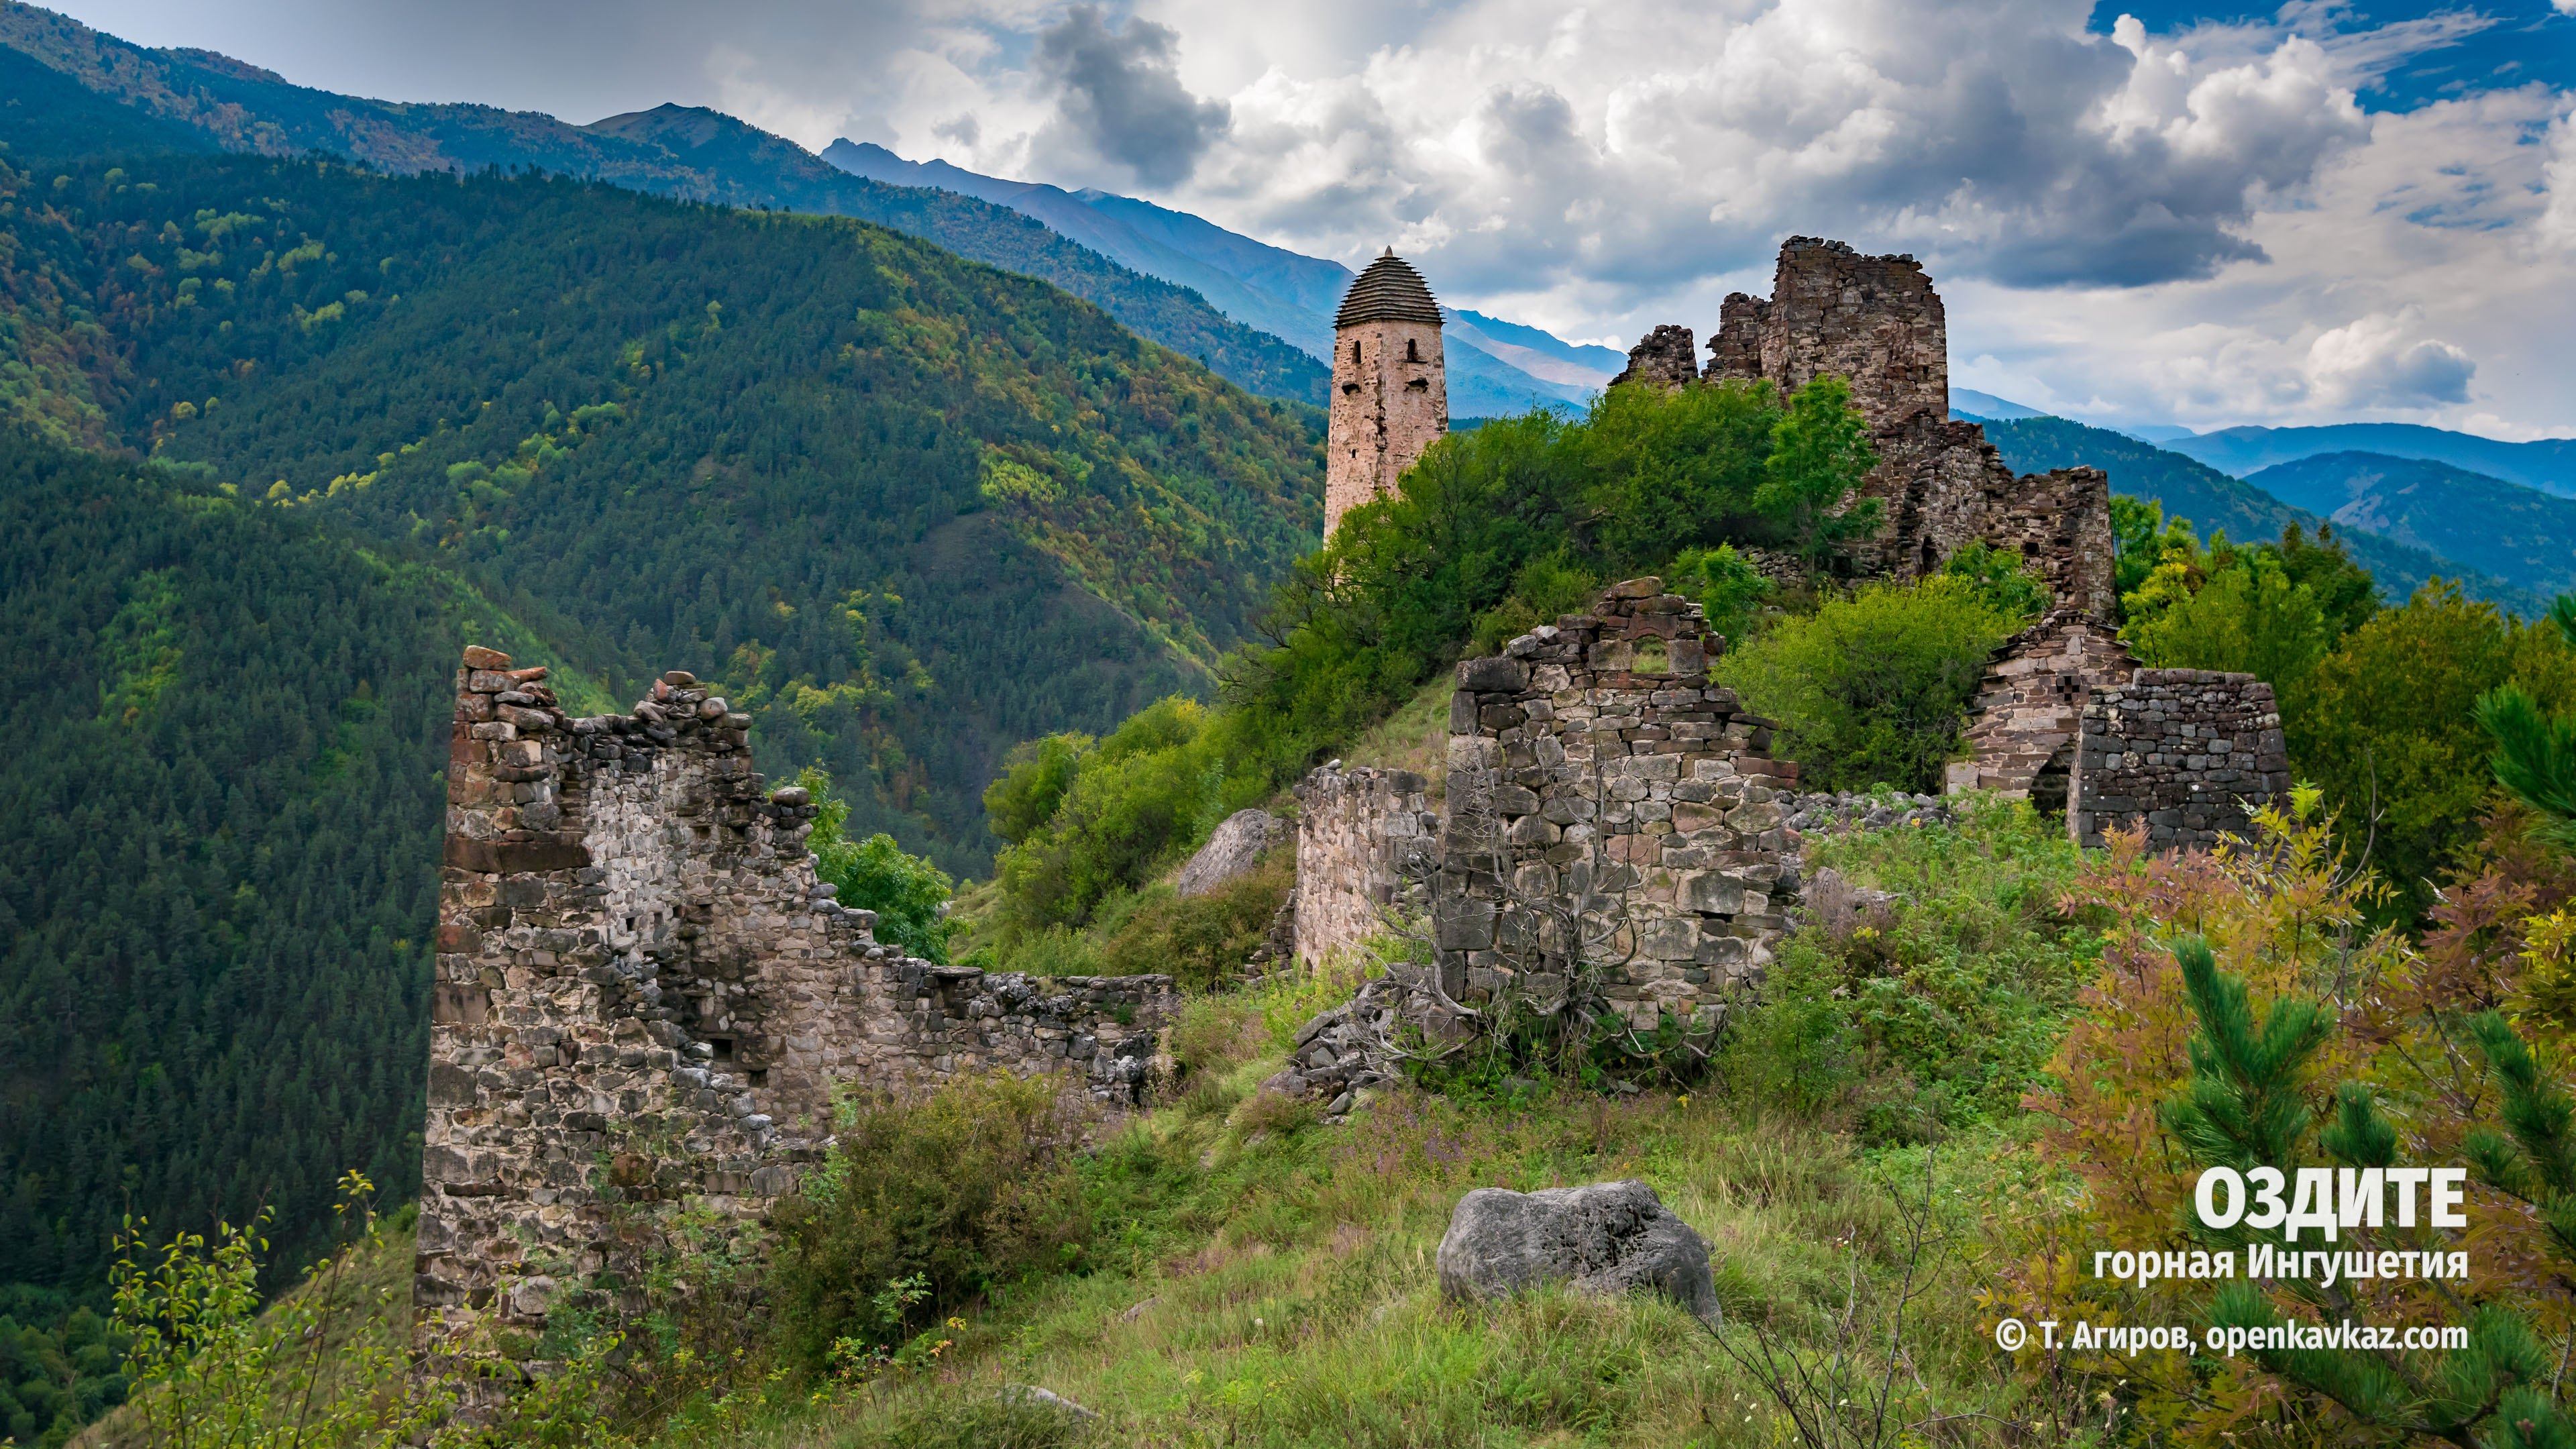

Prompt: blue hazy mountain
[
  {"left": 1981, "top": 416, "right": 2550, "bottom": 619},
  {"left": 2244, "top": 453, "right": 2576, "bottom": 599},
  {"left": 2168, "top": 423, "right": 2576, "bottom": 500},
  {"left": 820, "top": 140, "right": 1599, "bottom": 420},
  {"left": 1951, "top": 387, "right": 2049, "bottom": 421}
]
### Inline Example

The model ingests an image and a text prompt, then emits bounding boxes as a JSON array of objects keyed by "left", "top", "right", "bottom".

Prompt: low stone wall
[
  {"left": 2070, "top": 668, "right": 2290, "bottom": 851},
  {"left": 417, "top": 649, "right": 1171, "bottom": 1412},
  {"left": 1440, "top": 579, "right": 1802, "bottom": 1035},
  {"left": 1292, "top": 766, "right": 1438, "bottom": 965}
]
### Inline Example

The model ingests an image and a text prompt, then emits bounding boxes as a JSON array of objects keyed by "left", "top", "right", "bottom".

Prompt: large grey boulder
[
  {"left": 1173, "top": 809, "right": 1285, "bottom": 898},
  {"left": 1436, "top": 1180, "right": 1720, "bottom": 1327}
]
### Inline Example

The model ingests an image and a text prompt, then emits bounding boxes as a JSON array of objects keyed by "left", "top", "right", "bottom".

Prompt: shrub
[
  {"left": 1713, "top": 796, "right": 2098, "bottom": 1137},
  {"left": 1935, "top": 539, "right": 2049, "bottom": 621},
  {"left": 1753, "top": 375, "right": 1882, "bottom": 565},
  {"left": 1669, "top": 543, "right": 1773, "bottom": 647},
  {"left": 802, "top": 766, "right": 959, "bottom": 963},
  {"left": 1096, "top": 856, "right": 1293, "bottom": 991},
  {"left": 1714, "top": 576, "right": 2019, "bottom": 793},
  {"left": 771, "top": 1072, "right": 1095, "bottom": 1373},
  {"left": 989, "top": 698, "right": 1265, "bottom": 934},
  {"left": 2294, "top": 582, "right": 2576, "bottom": 920}
]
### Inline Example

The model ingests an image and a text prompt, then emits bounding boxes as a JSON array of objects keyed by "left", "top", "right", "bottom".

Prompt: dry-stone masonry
[
  {"left": 2070, "top": 669, "right": 2291, "bottom": 851},
  {"left": 417, "top": 649, "right": 1173, "bottom": 1408},
  {"left": 1609, "top": 325, "right": 1699, "bottom": 390},
  {"left": 1949, "top": 612, "right": 2139, "bottom": 812},
  {"left": 1711, "top": 237, "right": 1947, "bottom": 427},
  {"left": 1438, "top": 580, "right": 1802, "bottom": 1036},
  {"left": 1291, "top": 766, "right": 1440, "bottom": 967}
]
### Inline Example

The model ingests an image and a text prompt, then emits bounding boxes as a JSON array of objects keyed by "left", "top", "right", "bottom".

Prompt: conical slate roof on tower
[{"left": 1334, "top": 248, "right": 1444, "bottom": 327}]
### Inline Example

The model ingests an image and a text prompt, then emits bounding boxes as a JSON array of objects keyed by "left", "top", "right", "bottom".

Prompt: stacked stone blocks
[
  {"left": 1291, "top": 767, "right": 1440, "bottom": 968},
  {"left": 2070, "top": 669, "right": 2291, "bottom": 852},
  {"left": 417, "top": 648, "right": 1172, "bottom": 1396},
  {"left": 1436, "top": 580, "right": 1801, "bottom": 1035}
]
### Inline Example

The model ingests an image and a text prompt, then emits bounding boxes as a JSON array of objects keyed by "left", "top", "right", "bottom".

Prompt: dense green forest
[
  {"left": 0, "top": 429, "right": 458, "bottom": 1316},
  {"left": 0, "top": 149, "right": 1322, "bottom": 865},
  {"left": 0, "top": 7, "right": 1331, "bottom": 405},
  {"left": 0, "top": 144, "right": 1325, "bottom": 1372}
]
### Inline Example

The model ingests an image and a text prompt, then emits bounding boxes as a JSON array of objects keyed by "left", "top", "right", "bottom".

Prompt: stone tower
[{"left": 1324, "top": 249, "right": 1448, "bottom": 539}]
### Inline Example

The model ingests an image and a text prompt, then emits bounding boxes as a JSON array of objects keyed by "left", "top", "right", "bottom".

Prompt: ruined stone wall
[
  {"left": 1610, "top": 324, "right": 1699, "bottom": 390},
  {"left": 1325, "top": 317, "right": 1448, "bottom": 539},
  {"left": 1292, "top": 766, "right": 1438, "bottom": 966},
  {"left": 1438, "top": 580, "right": 1801, "bottom": 1036},
  {"left": 417, "top": 649, "right": 1171, "bottom": 1398},
  {"left": 1712, "top": 237, "right": 1947, "bottom": 429},
  {"left": 1694, "top": 237, "right": 2116, "bottom": 618},
  {"left": 1947, "top": 612, "right": 2137, "bottom": 810},
  {"left": 1869, "top": 412, "right": 2120, "bottom": 615},
  {"left": 2070, "top": 669, "right": 2291, "bottom": 852}
]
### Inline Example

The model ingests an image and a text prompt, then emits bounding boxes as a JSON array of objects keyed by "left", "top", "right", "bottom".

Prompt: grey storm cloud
[{"left": 1032, "top": 6, "right": 1230, "bottom": 189}]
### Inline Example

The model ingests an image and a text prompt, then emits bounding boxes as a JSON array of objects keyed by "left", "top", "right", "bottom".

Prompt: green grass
[{"left": 645, "top": 805, "right": 2100, "bottom": 1448}]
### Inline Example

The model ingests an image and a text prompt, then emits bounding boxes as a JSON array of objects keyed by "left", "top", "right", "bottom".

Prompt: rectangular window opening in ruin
[
  {"left": 704, "top": 1036, "right": 735, "bottom": 1062},
  {"left": 1635, "top": 638, "right": 1669, "bottom": 673}
]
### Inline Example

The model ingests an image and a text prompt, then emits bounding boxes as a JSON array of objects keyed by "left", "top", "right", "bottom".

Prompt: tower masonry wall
[
  {"left": 416, "top": 648, "right": 1173, "bottom": 1411},
  {"left": 1324, "top": 317, "right": 1448, "bottom": 539},
  {"left": 2070, "top": 669, "right": 2291, "bottom": 853},
  {"left": 1715, "top": 237, "right": 1947, "bottom": 429}
]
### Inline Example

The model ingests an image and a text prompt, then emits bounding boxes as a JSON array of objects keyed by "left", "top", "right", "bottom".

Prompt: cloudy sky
[{"left": 52, "top": 0, "right": 2576, "bottom": 438}]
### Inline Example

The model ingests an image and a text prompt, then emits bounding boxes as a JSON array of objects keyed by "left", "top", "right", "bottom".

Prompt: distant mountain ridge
[
  {"left": 2168, "top": 423, "right": 2576, "bottom": 500},
  {"left": 2244, "top": 452, "right": 2576, "bottom": 599},
  {"left": 1981, "top": 417, "right": 2552, "bottom": 620},
  {"left": 818, "top": 139, "right": 1601, "bottom": 419},
  {"left": 0, "top": 3, "right": 1328, "bottom": 405}
]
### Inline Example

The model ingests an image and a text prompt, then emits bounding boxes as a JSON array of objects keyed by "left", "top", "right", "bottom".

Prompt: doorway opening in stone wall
[{"left": 2031, "top": 743, "right": 2074, "bottom": 819}]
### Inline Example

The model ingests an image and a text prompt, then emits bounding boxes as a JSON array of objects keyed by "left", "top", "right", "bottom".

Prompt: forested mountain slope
[
  {"left": 0, "top": 3, "right": 1329, "bottom": 405},
  {"left": 0, "top": 151, "right": 1322, "bottom": 871},
  {"left": 2244, "top": 451, "right": 2576, "bottom": 598},
  {"left": 1982, "top": 416, "right": 2550, "bottom": 618},
  {"left": 0, "top": 429, "right": 533, "bottom": 1301}
]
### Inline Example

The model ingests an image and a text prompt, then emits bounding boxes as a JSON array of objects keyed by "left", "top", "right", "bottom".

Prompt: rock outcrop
[
  {"left": 1438, "top": 1180, "right": 1721, "bottom": 1328},
  {"left": 1173, "top": 808, "right": 1285, "bottom": 898}
]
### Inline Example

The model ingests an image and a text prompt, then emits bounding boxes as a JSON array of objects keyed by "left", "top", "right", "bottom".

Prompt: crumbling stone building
[
  {"left": 1437, "top": 582, "right": 1802, "bottom": 1034},
  {"left": 1601, "top": 234, "right": 2282, "bottom": 843},
  {"left": 416, "top": 648, "right": 1173, "bottom": 1399}
]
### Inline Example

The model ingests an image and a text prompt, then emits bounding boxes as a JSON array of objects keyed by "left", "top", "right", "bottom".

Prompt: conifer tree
[{"left": 2158, "top": 935, "right": 2575, "bottom": 1446}]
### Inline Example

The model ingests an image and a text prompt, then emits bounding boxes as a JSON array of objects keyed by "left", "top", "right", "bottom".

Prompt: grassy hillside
[
  {"left": 0, "top": 150, "right": 1324, "bottom": 867},
  {"left": 0, "top": 4, "right": 1330, "bottom": 406},
  {"left": 1982, "top": 415, "right": 2551, "bottom": 618},
  {"left": 2246, "top": 451, "right": 2576, "bottom": 598}
]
